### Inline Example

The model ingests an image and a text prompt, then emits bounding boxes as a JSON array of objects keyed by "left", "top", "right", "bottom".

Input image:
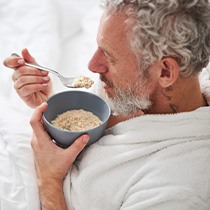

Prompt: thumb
[
  {"left": 64, "top": 134, "right": 90, "bottom": 162},
  {"left": 21, "top": 48, "right": 37, "bottom": 63}
]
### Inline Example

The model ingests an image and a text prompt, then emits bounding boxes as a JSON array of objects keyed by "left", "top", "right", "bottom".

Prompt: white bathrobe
[{"left": 65, "top": 106, "right": 210, "bottom": 210}]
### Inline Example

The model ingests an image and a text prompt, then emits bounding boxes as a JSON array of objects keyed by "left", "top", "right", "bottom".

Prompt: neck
[
  {"left": 107, "top": 110, "right": 144, "bottom": 128},
  {"left": 145, "top": 76, "right": 207, "bottom": 115}
]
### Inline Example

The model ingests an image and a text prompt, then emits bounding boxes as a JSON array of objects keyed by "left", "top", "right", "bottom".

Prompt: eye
[{"left": 103, "top": 51, "right": 116, "bottom": 64}]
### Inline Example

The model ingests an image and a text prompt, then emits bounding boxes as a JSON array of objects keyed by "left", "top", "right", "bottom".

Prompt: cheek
[
  {"left": 108, "top": 55, "right": 139, "bottom": 87},
  {"left": 142, "top": 75, "right": 160, "bottom": 100}
]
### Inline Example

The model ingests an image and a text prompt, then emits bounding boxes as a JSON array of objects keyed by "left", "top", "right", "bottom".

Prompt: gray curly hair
[{"left": 101, "top": 0, "right": 210, "bottom": 77}]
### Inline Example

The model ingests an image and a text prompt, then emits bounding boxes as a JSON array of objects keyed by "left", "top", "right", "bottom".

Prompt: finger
[
  {"left": 14, "top": 75, "right": 50, "bottom": 89},
  {"left": 16, "top": 83, "right": 49, "bottom": 98},
  {"left": 3, "top": 56, "right": 24, "bottom": 69},
  {"left": 30, "top": 102, "right": 49, "bottom": 140},
  {"left": 65, "top": 134, "right": 90, "bottom": 162},
  {"left": 21, "top": 48, "right": 36, "bottom": 63},
  {"left": 4, "top": 48, "right": 37, "bottom": 69},
  {"left": 12, "top": 66, "right": 48, "bottom": 81}
]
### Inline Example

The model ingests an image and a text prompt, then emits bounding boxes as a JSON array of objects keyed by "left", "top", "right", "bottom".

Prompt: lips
[
  {"left": 102, "top": 80, "right": 111, "bottom": 90},
  {"left": 102, "top": 81, "right": 110, "bottom": 90},
  {"left": 100, "top": 75, "right": 112, "bottom": 89}
]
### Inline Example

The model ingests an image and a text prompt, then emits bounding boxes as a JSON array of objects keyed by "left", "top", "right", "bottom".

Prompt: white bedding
[
  {"left": 0, "top": 1, "right": 209, "bottom": 209},
  {"left": 0, "top": 1, "right": 100, "bottom": 209}
]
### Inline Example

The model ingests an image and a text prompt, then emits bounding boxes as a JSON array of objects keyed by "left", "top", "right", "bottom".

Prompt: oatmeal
[
  {"left": 51, "top": 109, "right": 102, "bottom": 131},
  {"left": 71, "top": 75, "right": 94, "bottom": 88}
]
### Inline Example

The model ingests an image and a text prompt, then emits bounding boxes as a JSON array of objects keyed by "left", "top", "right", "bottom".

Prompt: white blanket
[{"left": 69, "top": 106, "right": 210, "bottom": 210}]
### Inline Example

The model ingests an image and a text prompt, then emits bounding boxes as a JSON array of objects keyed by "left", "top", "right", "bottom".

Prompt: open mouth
[{"left": 100, "top": 75, "right": 112, "bottom": 89}]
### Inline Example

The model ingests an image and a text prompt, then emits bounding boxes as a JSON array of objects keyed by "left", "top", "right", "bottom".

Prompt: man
[{"left": 3, "top": 0, "right": 210, "bottom": 209}]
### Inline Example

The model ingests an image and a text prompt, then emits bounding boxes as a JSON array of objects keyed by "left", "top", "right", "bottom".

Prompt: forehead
[
  {"left": 97, "top": 12, "right": 131, "bottom": 53},
  {"left": 99, "top": 12, "right": 128, "bottom": 36}
]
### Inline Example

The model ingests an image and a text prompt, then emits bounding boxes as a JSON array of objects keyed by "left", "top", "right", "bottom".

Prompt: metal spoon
[{"left": 11, "top": 53, "right": 86, "bottom": 88}]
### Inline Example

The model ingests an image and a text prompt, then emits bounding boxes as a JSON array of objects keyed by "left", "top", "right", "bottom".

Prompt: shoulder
[{"left": 121, "top": 139, "right": 210, "bottom": 209}]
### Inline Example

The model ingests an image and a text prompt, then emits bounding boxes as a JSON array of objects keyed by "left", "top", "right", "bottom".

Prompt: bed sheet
[{"left": 0, "top": 97, "right": 37, "bottom": 210}]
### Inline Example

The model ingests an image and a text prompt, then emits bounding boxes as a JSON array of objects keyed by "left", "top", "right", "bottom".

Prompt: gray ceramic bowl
[{"left": 43, "top": 90, "right": 111, "bottom": 148}]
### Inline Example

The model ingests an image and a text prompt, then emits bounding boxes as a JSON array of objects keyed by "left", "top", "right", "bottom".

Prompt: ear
[{"left": 158, "top": 57, "right": 180, "bottom": 88}]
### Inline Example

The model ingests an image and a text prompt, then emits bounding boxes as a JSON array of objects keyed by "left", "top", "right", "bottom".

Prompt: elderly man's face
[{"left": 88, "top": 12, "right": 157, "bottom": 115}]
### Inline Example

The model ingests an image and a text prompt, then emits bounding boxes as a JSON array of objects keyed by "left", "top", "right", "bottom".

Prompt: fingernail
[
  {"left": 82, "top": 135, "right": 90, "bottom": 144},
  {"left": 17, "top": 59, "right": 24, "bottom": 64},
  {"left": 41, "top": 70, "right": 48, "bottom": 75},
  {"left": 43, "top": 76, "right": 50, "bottom": 81}
]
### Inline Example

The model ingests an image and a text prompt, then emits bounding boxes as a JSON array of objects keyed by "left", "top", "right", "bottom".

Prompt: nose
[{"left": 88, "top": 48, "right": 108, "bottom": 74}]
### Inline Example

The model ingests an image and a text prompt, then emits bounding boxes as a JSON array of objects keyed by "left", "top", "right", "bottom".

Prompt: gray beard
[{"left": 98, "top": 82, "right": 152, "bottom": 116}]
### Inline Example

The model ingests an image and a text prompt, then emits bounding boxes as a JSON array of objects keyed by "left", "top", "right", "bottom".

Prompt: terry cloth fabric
[{"left": 65, "top": 106, "right": 210, "bottom": 210}]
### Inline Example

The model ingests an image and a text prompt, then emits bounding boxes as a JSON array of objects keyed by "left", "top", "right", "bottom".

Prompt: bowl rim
[{"left": 43, "top": 90, "right": 111, "bottom": 133}]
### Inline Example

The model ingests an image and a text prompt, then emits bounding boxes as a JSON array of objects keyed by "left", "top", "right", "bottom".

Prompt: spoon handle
[
  {"left": 11, "top": 53, "right": 60, "bottom": 77},
  {"left": 24, "top": 62, "right": 60, "bottom": 77}
]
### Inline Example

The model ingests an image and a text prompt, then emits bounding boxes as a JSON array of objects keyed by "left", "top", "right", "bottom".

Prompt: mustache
[{"left": 100, "top": 75, "right": 113, "bottom": 87}]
